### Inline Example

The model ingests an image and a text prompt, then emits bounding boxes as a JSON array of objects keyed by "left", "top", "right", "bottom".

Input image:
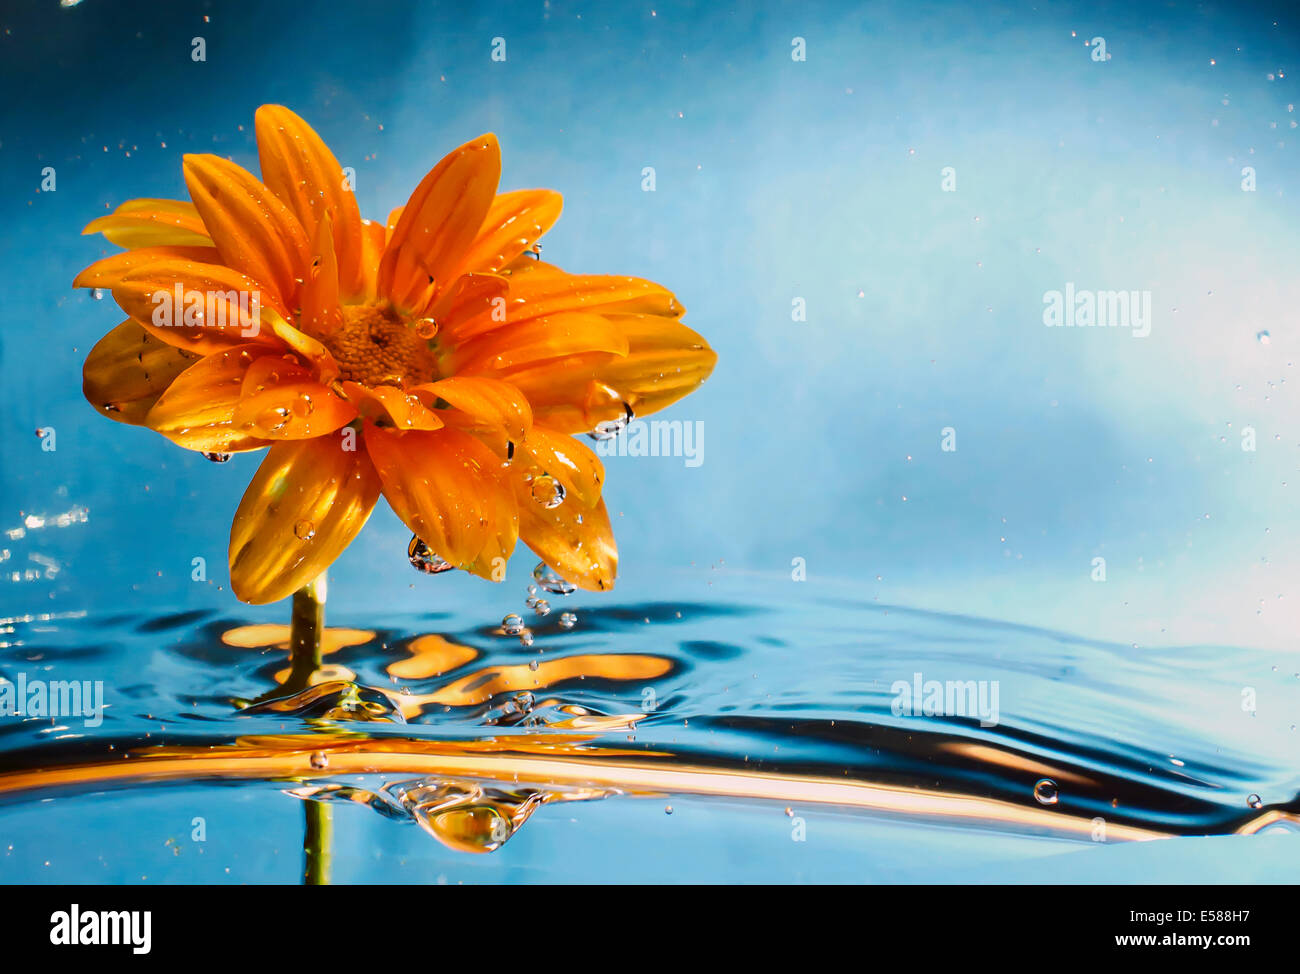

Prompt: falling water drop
[
  {"left": 91, "top": 287, "right": 104, "bottom": 301},
  {"left": 519, "top": 629, "right": 534, "bottom": 647},
  {"left": 501, "top": 614, "right": 525, "bottom": 635},
  {"left": 532, "top": 562, "right": 576, "bottom": 595},
  {"left": 1033, "top": 778, "right": 1059, "bottom": 805},
  {"left": 310, "top": 751, "right": 328, "bottom": 770},
  {"left": 201, "top": 452, "right": 231, "bottom": 463},
  {"left": 1248, "top": 793, "right": 1264, "bottom": 809},
  {"left": 533, "top": 599, "right": 551, "bottom": 617},
  {"left": 1257, "top": 330, "right": 1272, "bottom": 345},
  {"left": 558, "top": 611, "right": 577, "bottom": 630},
  {"left": 408, "top": 536, "right": 453, "bottom": 574}
]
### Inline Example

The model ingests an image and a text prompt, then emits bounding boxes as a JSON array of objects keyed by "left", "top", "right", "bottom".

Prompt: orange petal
[
  {"left": 73, "top": 246, "right": 220, "bottom": 290},
  {"left": 232, "top": 357, "right": 356, "bottom": 439},
  {"left": 82, "top": 320, "right": 197, "bottom": 425},
  {"left": 364, "top": 424, "right": 513, "bottom": 569},
  {"left": 254, "top": 105, "right": 366, "bottom": 300},
  {"left": 113, "top": 260, "right": 287, "bottom": 355},
  {"left": 516, "top": 486, "right": 617, "bottom": 592},
  {"left": 229, "top": 437, "right": 382, "bottom": 604},
  {"left": 356, "top": 218, "right": 386, "bottom": 301},
  {"left": 183, "top": 154, "right": 311, "bottom": 309},
  {"left": 447, "top": 312, "right": 629, "bottom": 376},
  {"left": 264, "top": 308, "right": 339, "bottom": 383},
  {"left": 424, "top": 272, "right": 509, "bottom": 344},
  {"left": 412, "top": 376, "right": 532, "bottom": 443},
  {"left": 82, "top": 199, "right": 212, "bottom": 248},
  {"left": 503, "top": 264, "right": 685, "bottom": 322},
  {"left": 505, "top": 314, "right": 716, "bottom": 433},
  {"left": 298, "top": 213, "right": 343, "bottom": 338},
  {"left": 341, "top": 381, "right": 443, "bottom": 431},
  {"left": 519, "top": 426, "right": 605, "bottom": 507},
  {"left": 377, "top": 134, "right": 500, "bottom": 312},
  {"left": 459, "top": 189, "right": 562, "bottom": 275},
  {"left": 145, "top": 345, "right": 279, "bottom": 452}
]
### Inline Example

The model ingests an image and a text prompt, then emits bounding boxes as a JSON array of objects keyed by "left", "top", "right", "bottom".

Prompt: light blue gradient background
[{"left": 2, "top": 0, "right": 1298, "bottom": 654}]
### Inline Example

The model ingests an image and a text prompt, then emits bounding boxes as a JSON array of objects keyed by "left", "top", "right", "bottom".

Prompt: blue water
[{"left": 1, "top": 0, "right": 1299, "bottom": 882}]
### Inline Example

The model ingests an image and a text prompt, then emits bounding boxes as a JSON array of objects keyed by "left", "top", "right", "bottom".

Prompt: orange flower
[{"left": 75, "top": 106, "right": 716, "bottom": 604}]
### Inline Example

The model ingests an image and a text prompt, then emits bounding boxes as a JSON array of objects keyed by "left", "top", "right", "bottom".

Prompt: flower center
[{"left": 323, "top": 304, "right": 436, "bottom": 388}]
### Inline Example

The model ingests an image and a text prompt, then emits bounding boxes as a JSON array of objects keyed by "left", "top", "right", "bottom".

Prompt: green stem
[
  {"left": 285, "top": 572, "right": 327, "bottom": 693},
  {"left": 304, "top": 800, "right": 332, "bottom": 885},
  {"left": 288, "top": 571, "right": 331, "bottom": 885}
]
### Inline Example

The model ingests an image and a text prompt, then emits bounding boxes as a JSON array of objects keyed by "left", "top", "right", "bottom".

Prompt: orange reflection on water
[
  {"left": 409, "top": 654, "right": 672, "bottom": 710},
  {"left": 386, "top": 634, "right": 478, "bottom": 681},
  {"left": 221, "top": 624, "right": 376, "bottom": 653}
]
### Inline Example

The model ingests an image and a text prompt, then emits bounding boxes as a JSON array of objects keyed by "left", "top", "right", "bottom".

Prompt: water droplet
[
  {"left": 501, "top": 614, "right": 525, "bottom": 635},
  {"left": 527, "top": 584, "right": 538, "bottom": 596},
  {"left": 294, "top": 519, "right": 316, "bottom": 541},
  {"left": 257, "top": 405, "right": 292, "bottom": 433},
  {"left": 408, "top": 535, "right": 453, "bottom": 574},
  {"left": 1248, "top": 793, "right": 1263, "bottom": 809},
  {"left": 512, "top": 691, "right": 534, "bottom": 712},
  {"left": 310, "top": 751, "right": 328, "bottom": 770},
  {"left": 519, "top": 629, "right": 534, "bottom": 647},
  {"left": 533, "top": 599, "right": 551, "bottom": 617},
  {"left": 414, "top": 317, "right": 439, "bottom": 339},
  {"left": 91, "top": 287, "right": 103, "bottom": 301},
  {"left": 201, "top": 451, "right": 231, "bottom": 463},
  {"left": 664, "top": 805, "right": 673, "bottom": 815},
  {"left": 530, "top": 474, "right": 566, "bottom": 509},
  {"left": 528, "top": 659, "right": 539, "bottom": 671},
  {"left": 1033, "top": 778, "right": 1059, "bottom": 805},
  {"left": 292, "top": 393, "right": 314, "bottom": 418},
  {"left": 1257, "top": 330, "right": 1272, "bottom": 344},
  {"left": 588, "top": 401, "right": 635, "bottom": 440},
  {"left": 532, "top": 562, "right": 576, "bottom": 595},
  {"left": 559, "top": 611, "right": 577, "bottom": 630}
]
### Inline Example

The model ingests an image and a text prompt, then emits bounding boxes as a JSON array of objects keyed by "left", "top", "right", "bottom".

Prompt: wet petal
[
  {"left": 341, "top": 381, "right": 443, "bottom": 431},
  {"left": 82, "top": 199, "right": 212, "bottom": 248},
  {"left": 519, "top": 426, "right": 605, "bottom": 507},
  {"left": 232, "top": 357, "right": 356, "bottom": 439},
  {"left": 145, "top": 345, "right": 278, "bottom": 452},
  {"left": 377, "top": 134, "right": 500, "bottom": 313},
  {"left": 298, "top": 213, "right": 343, "bottom": 338},
  {"left": 504, "top": 314, "right": 716, "bottom": 433},
  {"left": 516, "top": 485, "right": 617, "bottom": 592},
  {"left": 447, "top": 312, "right": 629, "bottom": 376},
  {"left": 183, "top": 153, "right": 311, "bottom": 309},
  {"left": 424, "top": 272, "right": 509, "bottom": 345},
  {"left": 412, "top": 376, "right": 532, "bottom": 443},
  {"left": 364, "top": 424, "right": 513, "bottom": 569},
  {"left": 254, "top": 105, "right": 366, "bottom": 300},
  {"left": 229, "top": 437, "right": 382, "bottom": 604},
  {"left": 459, "top": 189, "right": 562, "bottom": 275},
  {"left": 73, "top": 246, "right": 220, "bottom": 290},
  {"left": 113, "top": 259, "right": 288, "bottom": 355},
  {"left": 502, "top": 260, "right": 685, "bottom": 321},
  {"left": 82, "top": 320, "right": 197, "bottom": 425}
]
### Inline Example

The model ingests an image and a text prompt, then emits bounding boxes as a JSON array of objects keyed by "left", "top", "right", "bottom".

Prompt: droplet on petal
[{"left": 408, "top": 535, "right": 453, "bottom": 574}]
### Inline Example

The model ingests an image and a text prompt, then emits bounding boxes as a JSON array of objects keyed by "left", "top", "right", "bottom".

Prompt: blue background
[{"left": 2, "top": 0, "right": 1299, "bottom": 653}]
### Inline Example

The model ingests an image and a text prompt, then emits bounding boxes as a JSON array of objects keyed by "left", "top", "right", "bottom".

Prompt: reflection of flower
[{"left": 75, "top": 106, "right": 715, "bottom": 603}]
